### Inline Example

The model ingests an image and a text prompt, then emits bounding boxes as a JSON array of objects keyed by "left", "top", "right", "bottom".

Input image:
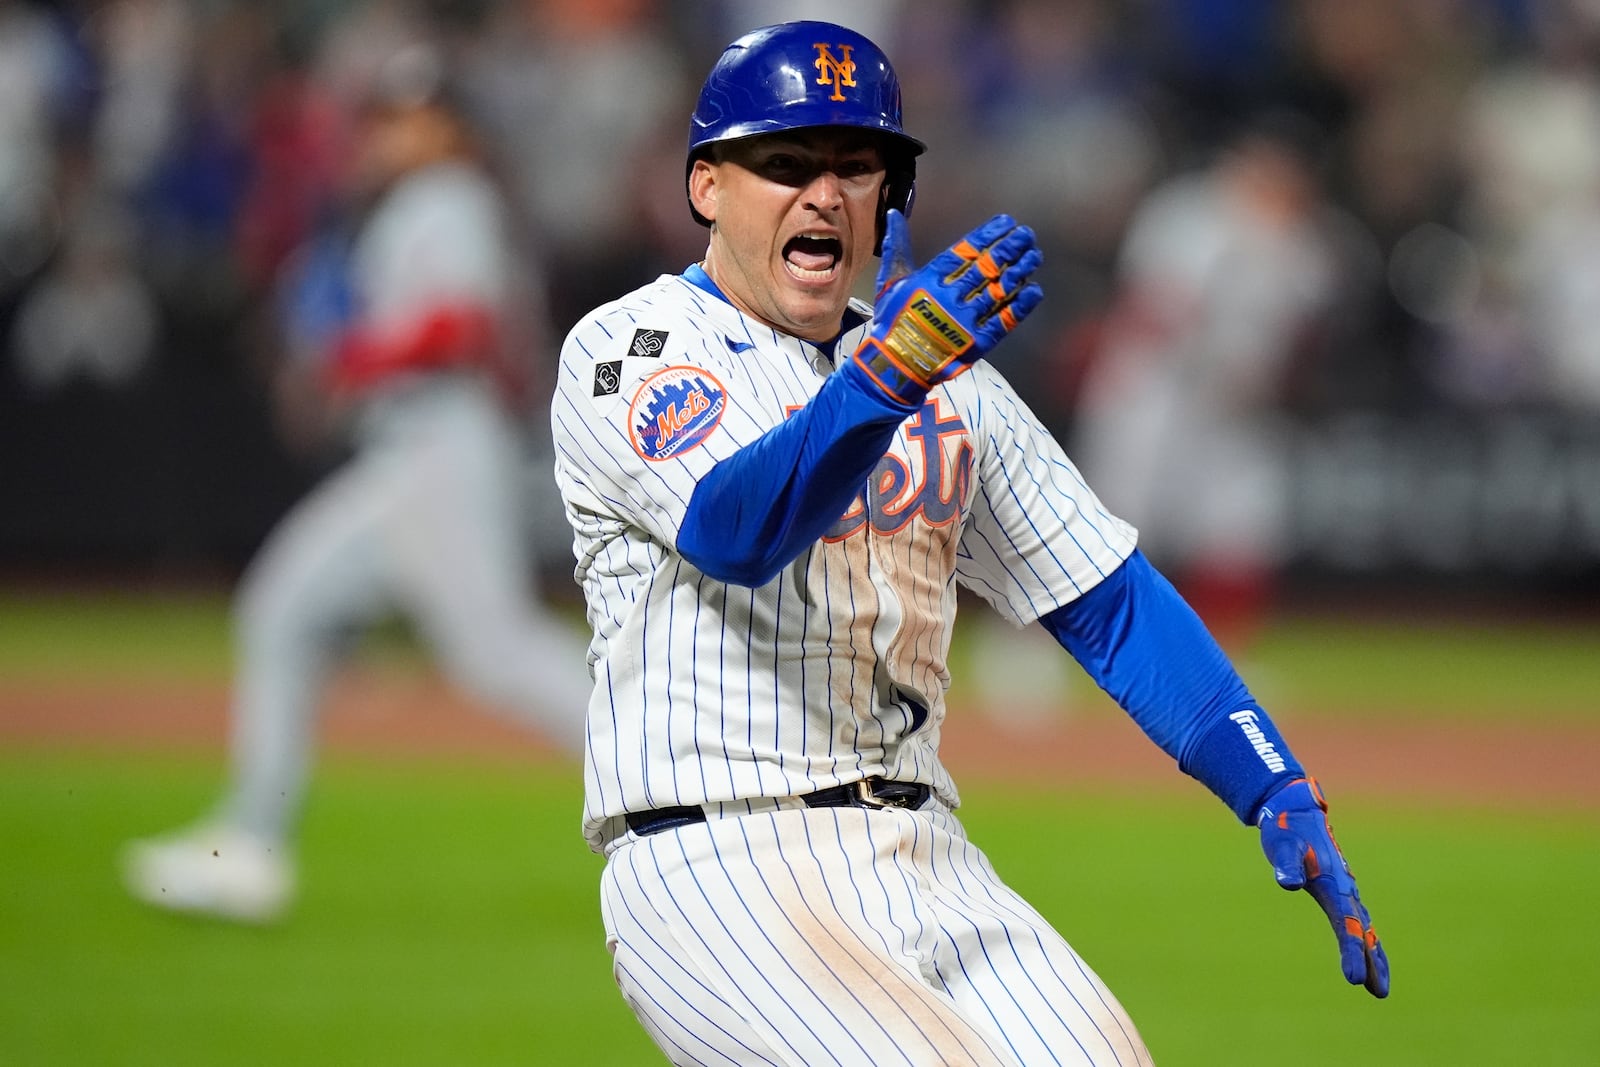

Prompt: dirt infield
[{"left": 4, "top": 665, "right": 1596, "bottom": 810}]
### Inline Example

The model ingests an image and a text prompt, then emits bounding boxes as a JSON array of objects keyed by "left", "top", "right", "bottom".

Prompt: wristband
[{"left": 1182, "top": 702, "right": 1305, "bottom": 824}]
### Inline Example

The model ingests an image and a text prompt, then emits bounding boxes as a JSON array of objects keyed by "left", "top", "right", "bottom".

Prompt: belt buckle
[{"left": 854, "top": 777, "right": 913, "bottom": 809}]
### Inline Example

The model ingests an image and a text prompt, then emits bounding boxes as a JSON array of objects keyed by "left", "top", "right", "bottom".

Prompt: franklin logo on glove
[{"left": 852, "top": 210, "right": 1042, "bottom": 405}]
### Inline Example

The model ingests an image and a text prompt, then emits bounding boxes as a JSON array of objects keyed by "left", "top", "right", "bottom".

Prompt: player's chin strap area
[{"left": 624, "top": 777, "right": 932, "bottom": 837}]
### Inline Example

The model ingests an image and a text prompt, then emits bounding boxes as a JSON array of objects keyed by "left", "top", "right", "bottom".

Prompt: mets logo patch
[
  {"left": 630, "top": 328, "right": 669, "bottom": 358},
  {"left": 629, "top": 365, "right": 726, "bottom": 461}
]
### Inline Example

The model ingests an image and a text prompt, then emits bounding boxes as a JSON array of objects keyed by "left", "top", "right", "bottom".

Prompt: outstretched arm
[{"left": 1039, "top": 550, "right": 1389, "bottom": 997}]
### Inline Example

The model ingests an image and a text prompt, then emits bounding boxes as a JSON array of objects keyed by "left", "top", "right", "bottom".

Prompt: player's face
[{"left": 692, "top": 129, "right": 886, "bottom": 342}]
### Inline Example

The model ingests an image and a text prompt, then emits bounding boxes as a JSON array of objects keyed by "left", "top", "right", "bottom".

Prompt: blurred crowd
[{"left": 5, "top": 0, "right": 1600, "bottom": 577}]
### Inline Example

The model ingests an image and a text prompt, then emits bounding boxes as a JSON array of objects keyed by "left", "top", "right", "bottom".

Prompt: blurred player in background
[
  {"left": 1071, "top": 112, "right": 1347, "bottom": 654},
  {"left": 121, "top": 43, "right": 591, "bottom": 923},
  {"left": 553, "top": 21, "right": 1386, "bottom": 1065}
]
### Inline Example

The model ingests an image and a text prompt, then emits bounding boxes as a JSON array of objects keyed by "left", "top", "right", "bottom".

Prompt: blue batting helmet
[{"left": 686, "top": 21, "right": 925, "bottom": 241}]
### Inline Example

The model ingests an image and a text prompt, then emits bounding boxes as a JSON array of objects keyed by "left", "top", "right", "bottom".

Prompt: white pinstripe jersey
[{"left": 552, "top": 273, "right": 1137, "bottom": 852}]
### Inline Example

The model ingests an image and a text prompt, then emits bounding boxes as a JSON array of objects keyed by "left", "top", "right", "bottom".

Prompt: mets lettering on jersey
[
  {"left": 824, "top": 397, "right": 973, "bottom": 539},
  {"left": 629, "top": 365, "right": 727, "bottom": 460}
]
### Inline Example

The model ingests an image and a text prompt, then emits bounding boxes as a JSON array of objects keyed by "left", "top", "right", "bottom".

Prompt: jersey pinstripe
[
  {"left": 601, "top": 805, "right": 1150, "bottom": 1066},
  {"left": 552, "top": 272, "right": 1137, "bottom": 852}
]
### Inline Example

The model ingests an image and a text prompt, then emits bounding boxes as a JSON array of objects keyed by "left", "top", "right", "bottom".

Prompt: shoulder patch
[
  {"left": 629, "top": 365, "right": 726, "bottom": 461},
  {"left": 593, "top": 360, "right": 622, "bottom": 397},
  {"left": 629, "top": 328, "right": 669, "bottom": 358}
]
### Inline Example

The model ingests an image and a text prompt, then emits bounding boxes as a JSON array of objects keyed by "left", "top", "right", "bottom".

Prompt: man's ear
[{"left": 688, "top": 157, "right": 718, "bottom": 224}]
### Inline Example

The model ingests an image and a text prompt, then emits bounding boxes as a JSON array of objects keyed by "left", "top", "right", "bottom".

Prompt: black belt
[{"left": 624, "top": 777, "right": 932, "bottom": 837}]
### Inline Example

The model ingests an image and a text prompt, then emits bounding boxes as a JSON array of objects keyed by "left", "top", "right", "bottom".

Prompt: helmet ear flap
[{"left": 875, "top": 163, "right": 916, "bottom": 256}]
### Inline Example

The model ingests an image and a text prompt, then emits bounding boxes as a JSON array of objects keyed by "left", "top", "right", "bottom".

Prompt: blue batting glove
[
  {"left": 851, "top": 209, "right": 1043, "bottom": 405},
  {"left": 1257, "top": 777, "right": 1390, "bottom": 998}
]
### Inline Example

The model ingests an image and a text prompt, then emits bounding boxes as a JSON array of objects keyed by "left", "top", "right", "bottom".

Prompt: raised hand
[{"left": 851, "top": 210, "right": 1043, "bottom": 405}]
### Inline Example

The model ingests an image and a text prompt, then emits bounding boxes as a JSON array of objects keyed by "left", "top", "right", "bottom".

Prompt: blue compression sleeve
[
  {"left": 677, "top": 355, "right": 915, "bottom": 586},
  {"left": 1039, "top": 550, "right": 1304, "bottom": 823}
]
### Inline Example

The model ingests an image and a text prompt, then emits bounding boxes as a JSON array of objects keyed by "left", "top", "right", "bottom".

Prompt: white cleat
[{"left": 121, "top": 824, "right": 295, "bottom": 924}]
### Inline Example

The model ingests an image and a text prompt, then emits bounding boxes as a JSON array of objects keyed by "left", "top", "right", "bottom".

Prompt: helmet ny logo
[{"left": 813, "top": 43, "right": 856, "bottom": 101}]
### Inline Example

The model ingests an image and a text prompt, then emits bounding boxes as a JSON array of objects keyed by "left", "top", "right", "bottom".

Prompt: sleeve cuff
[{"left": 1180, "top": 703, "right": 1306, "bottom": 824}]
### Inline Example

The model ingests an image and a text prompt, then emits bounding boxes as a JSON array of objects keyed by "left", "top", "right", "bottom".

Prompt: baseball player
[
  {"left": 552, "top": 21, "right": 1388, "bottom": 1066},
  {"left": 122, "top": 44, "right": 591, "bottom": 923}
]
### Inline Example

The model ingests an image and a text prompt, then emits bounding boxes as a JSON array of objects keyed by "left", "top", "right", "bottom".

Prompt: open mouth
[{"left": 784, "top": 233, "right": 842, "bottom": 279}]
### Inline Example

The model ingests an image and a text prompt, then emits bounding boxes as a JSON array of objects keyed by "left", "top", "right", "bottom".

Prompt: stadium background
[{"left": 1, "top": 1, "right": 1597, "bottom": 1064}]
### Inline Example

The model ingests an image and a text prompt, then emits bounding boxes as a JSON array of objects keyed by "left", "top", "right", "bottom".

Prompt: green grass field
[
  {"left": 2, "top": 752, "right": 1597, "bottom": 1066},
  {"left": 2, "top": 591, "right": 1598, "bottom": 1064}
]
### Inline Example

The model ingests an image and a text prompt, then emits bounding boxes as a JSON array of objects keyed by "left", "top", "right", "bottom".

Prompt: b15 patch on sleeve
[
  {"left": 630, "top": 328, "right": 669, "bottom": 358},
  {"left": 629, "top": 365, "right": 726, "bottom": 461}
]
